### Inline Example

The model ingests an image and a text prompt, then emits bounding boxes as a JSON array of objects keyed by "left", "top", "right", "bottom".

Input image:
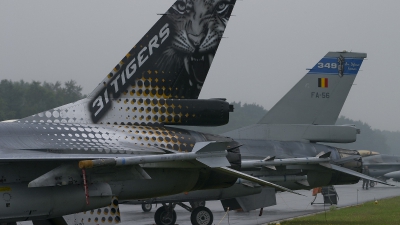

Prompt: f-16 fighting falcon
[
  {"left": 220, "top": 51, "right": 391, "bottom": 211},
  {"left": 121, "top": 51, "right": 391, "bottom": 225},
  {"left": 356, "top": 150, "right": 400, "bottom": 188},
  {"left": 362, "top": 154, "right": 400, "bottom": 186},
  {"left": 0, "top": 1, "right": 304, "bottom": 225}
]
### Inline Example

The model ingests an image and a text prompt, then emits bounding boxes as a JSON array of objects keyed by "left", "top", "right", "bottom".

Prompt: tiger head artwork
[
  {"left": 157, "top": 0, "right": 236, "bottom": 97},
  {"left": 87, "top": 0, "right": 237, "bottom": 123}
]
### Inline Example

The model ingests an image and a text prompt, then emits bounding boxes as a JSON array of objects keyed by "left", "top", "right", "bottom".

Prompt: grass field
[{"left": 276, "top": 196, "right": 400, "bottom": 225}]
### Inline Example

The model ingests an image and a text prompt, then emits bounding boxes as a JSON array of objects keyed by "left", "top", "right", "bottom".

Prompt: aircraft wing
[
  {"left": 319, "top": 163, "right": 395, "bottom": 186},
  {"left": 242, "top": 154, "right": 394, "bottom": 186},
  {"left": 214, "top": 167, "right": 305, "bottom": 196},
  {"left": 76, "top": 142, "right": 304, "bottom": 195},
  {"left": 2, "top": 142, "right": 304, "bottom": 195}
]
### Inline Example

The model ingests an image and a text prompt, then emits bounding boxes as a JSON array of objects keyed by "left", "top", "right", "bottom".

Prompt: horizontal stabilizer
[
  {"left": 214, "top": 167, "right": 305, "bottom": 196},
  {"left": 223, "top": 124, "right": 358, "bottom": 143},
  {"left": 319, "top": 163, "right": 394, "bottom": 186}
]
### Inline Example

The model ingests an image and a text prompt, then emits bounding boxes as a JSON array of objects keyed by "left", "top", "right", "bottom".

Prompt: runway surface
[
  {"left": 118, "top": 180, "right": 400, "bottom": 225},
  {"left": 15, "top": 180, "right": 400, "bottom": 225}
]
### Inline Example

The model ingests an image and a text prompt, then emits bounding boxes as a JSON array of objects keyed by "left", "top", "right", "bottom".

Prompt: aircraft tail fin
[
  {"left": 87, "top": 0, "right": 237, "bottom": 123},
  {"left": 258, "top": 51, "right": 367, "bottom": 125},
  {"left": 20, "top": 1, "right": 237, "bottom": 125}
]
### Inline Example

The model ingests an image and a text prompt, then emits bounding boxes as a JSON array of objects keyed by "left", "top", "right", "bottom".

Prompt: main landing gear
[
  {"left": 154, "top": 203, "right": 177, "bottom": 225},
  {"left": 154, "top": 201, "right": 212, "bottom": 225},
  {"left": 141, "top": 203, "right": 153, "bottom": 212},
  {"left": 190, "top": 206, "right": 213, "bottom": 225},
  {"left": 369, "top": 181, "right": 377, "bottom": 188}
]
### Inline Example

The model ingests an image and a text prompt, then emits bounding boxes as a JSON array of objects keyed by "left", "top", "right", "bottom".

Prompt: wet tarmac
[
  {"left": 118, "top": 180, "right": 400, "bottom": 225},
  {"left": 15, "top": 180, "right": 400, "bottom": 225}
]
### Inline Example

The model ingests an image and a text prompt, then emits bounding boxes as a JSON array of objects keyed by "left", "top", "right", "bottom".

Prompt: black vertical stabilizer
[{"left": 88, "top": 0, "right": 237, "bottom": 123}]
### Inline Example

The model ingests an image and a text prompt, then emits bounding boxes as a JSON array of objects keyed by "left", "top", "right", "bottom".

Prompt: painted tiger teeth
[
  {"left": 190, "top": 56, "right": 205, "bottom": 62},
  {"left": 208, "top": 54, "right": 214, "bottom": 64}
]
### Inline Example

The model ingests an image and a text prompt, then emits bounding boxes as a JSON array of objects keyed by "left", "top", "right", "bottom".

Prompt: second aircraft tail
[{"left": 258, "top": 51, "right": 367, "bottom": 125}]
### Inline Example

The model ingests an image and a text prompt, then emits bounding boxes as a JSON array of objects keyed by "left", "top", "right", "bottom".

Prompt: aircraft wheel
[
  {"left": 370, "top": 181, "right": 376, "bottom": 188},
  {"left": 190, "top": 206, "right": 213, "bottom": 225},
  {"left": 142, "top": 203, "right": 152, "bottom": 212},
  {"left": 154, "top": 207, "right": 177, "bottom": 225}
]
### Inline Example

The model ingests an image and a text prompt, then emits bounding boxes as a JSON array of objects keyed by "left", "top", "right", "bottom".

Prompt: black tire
[
  {"left": 190, "top": 206, "right": 213, "bottom": 225},
  {"left": 142, "top": 203, "right": 152, "bottom": 212},
  {"left": 370, "top": 181, "right": 376, "bottom": 188},
  {"left": 154, "top": 207, "right": 177, "bottom": 225}
]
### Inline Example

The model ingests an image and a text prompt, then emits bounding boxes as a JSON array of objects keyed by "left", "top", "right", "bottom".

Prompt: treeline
[
  {"left": 0, "top": 80, "right": 85, "bottom": 121},
  {"left": 379, "top": 130, "right": 400, "bottom": 154},
  {"left": 0, "top": 80, "right": 398, "bottom": 154}
]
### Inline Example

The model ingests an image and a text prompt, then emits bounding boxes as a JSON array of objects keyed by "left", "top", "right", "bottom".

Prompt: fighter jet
[
  {"left": 221, "top": 51, "right": 395, "bottom": 210},
  {"left": 121, "top": 51, "right": 391, "bottom": 225},
  {"left": 0, "top": 1, "right": 304, "bottom": 224},
  {"left": 356, "top": 150, "right": 400, "bottom": 186},
  {"left": 362, "top": 154, "right": 400, "bottom": 186}
]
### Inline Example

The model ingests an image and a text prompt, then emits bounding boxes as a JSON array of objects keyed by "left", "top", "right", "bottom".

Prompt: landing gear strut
[
  {"left": 154, "top": 201, "right": 212, "bottom": 225},
  {"left": 369, "top": 181, "right": 377, "bottom": 188},
  {"left": 154, "top": 203, "right": 177, "bottom": 225}
]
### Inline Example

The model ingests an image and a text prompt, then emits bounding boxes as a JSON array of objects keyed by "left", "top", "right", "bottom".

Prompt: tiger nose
[{"left": 188, "top": 33, "right": 205, "bottom": 47}]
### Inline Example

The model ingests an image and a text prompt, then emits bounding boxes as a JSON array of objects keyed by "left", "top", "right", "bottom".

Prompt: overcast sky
[{"left": 1, "top": 0, "right": 400, "bottom": 131}]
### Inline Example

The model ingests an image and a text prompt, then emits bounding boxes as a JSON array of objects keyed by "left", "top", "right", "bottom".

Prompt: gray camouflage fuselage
[
  {"left": 126, "top": 139, "right": 363, "bottom": 206},
  {"left": 363, "top": 154, "right": 400, "bottom": 181},
  {"left": 0, "top": 121, "right": 238, "bottom": 222}
]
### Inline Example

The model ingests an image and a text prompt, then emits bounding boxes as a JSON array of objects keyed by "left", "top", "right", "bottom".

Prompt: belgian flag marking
[{"left": 318, "top": 78, "right": 328, "bottom": 88}]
